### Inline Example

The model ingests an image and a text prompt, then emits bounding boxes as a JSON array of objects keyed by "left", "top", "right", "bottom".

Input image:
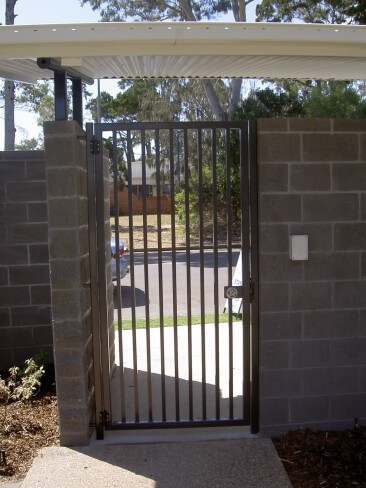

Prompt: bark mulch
[
  {"left": 273, "top": 428, "right": 366, "bottom": 487},
  {"left": 0, "top": 394, "right": 59, "bottom": 483}
]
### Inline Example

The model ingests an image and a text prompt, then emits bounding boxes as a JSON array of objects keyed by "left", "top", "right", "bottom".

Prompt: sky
[{"left": 0, "top": 0, "right": 261, "bottom": 148}]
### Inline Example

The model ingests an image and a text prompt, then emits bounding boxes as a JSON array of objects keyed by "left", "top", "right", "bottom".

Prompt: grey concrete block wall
[
  {"left": 44, "top": 121, "right": 94, "bottom": 446},
  {"left": 0, "top": 151, "right": 52, "bottom": 369},
  {"left": 258, "top": 118, "right": 366, "bottom": 434}
]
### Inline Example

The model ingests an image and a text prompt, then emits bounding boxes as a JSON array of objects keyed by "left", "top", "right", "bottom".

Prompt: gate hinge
[
  {"left": 250, "top": 279, "right": 255, "bottom": 302},
  {"left": 99, "top": 410, "right": 109, "bottom": 426},
  {"left": 90, "top": 137, "right": 101, "bottom": 155}
]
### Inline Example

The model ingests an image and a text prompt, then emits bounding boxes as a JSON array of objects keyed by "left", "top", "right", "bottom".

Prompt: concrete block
[
  {"left": 360, "top": 310, "right": 366, "bottom": 336},
  {"left": 26, "top": 160, "right": 46, "bottom": 181},
  {"left": 48, "top": 198, "right": 79, "bottom": 228},
  {"left": 57, "top": 406, "right": 89, "bottom": 434},
  {"left": 0, "top": 183, "right": 5, "bottom": 203},
  {"left": 358, "top": 366, "right": 366, "bottom": 392},
  {"left": 303, "top": 310, "right": 359, "bottom": 339},
  {"left": 0, "top": 203, "right": 27, "bottom": 223},
  {"left": 333, "top": 119, "right": 366, "bottom": 132},
  {"left": 334, "top": 223, "right": 366, "bottom": 251},
  {"left": 303, "top": 133, "right": 358, "bottom": 161},
  {"left": 260, "top": 369, "right": 302, "bottom": 397},
  {"left": 0, "top": 267, "right": 8, "bottom": 286},
  {"left": 52, "top": 290, "right": 82, "bottom": 321},
  {"left": 28, "top": 202, "right": 48, "bottom": 222},
  {"left": 11, "top": 305, "right": 51, "bottom": 326},
  {"left": 258, "top": 133, "right": 301, "bottom": 162},
  {"left": 0, "top": 245, "right": 28, "bottom": 266},
  {"left": 9, "top": 264, "right": 50, "bottom": 285},
  {"left": 290, "top": 164, "right": 330, "bottom": 192},
  {"left": 48, "top": 229, "right": 79, "bottom": 259},
  {"left": 330, "top": 393, "right": 366, "bottom": 420},
  {"left": 44, "top": 136, "right": 79, "bottom": 168},
  {"left": 289, "top": 118, "right": 332, "bottom": 132},
  {"left": 260, "top": 254, "right": 302, "bottom": 282},
  {"left": 53, "top": 320, "right": 84, "bottom": 348},
  {"left": 0, "top": 225, "right": 7, "bottom": 243},
  {"left": 6, "top": 181, "right": 46, "bottom": 202},
  {"left": 304, "top": 252, "right": 360, "bottom": 281},
  {"left": 362, "top": 194, "right": 366, "bottom": 220},
  {"left": 0, "top": 308, "right": 10, "bottom": 327},
  {"left": 53, "top": 348, "right": 87, "bottom": 377},
  {"left": 260, "top": 194, "right": 301, "bottom": 223},
  {"left": 259, "top": 164, "right": 288, "bottom": 192},
  {"left": 334, "top": 281, "right": 366, "bottom": 308},
  {"left": 259, "top": 224, "right": 289, "bottom": 253},
  {"left": 29, "top": 244, "right": 49, "bottom": 264},
  {"left": 290, "top": 340, "right": 330, "bottom": 368},
  {"left": 2, "top": 150, "right": 44, "bottom": 161},
  {"left": 33, "top": 325, "right": 53, "bottom": 345},
  {"left": 362, "top": 134, "right": 366, "bottom": 161},
  {"left": 330, "top": 338, "right": 366, "bottom": 366},
  {"left": 333, "top": 163, "right": 366, "bottom": 191},
  {"left": 260, "top": 283, "right": 289, "bottom": 312},
  {"left": 261, "top": 341, "right": 289, "bottom": 369},
  {"left": 0, "top": 160, "right": 25, "bottom": 181},
  {"left": 260, "top": 397, "right": 289, "bottom": 425},
  {"left": 362, "top": 253, "right": 366, "bottom": 277},
  {"left": 55, "top": 377, "right": 87, "bottom": 407},
  {"left": 30, "top": 285, "right": 51, "bottom": 305},
  {"left": 290, "top": 223, "right": 332, "bottom": 252},
  {"left": 290, "top": 396, "right": 329, "bottom": 423},
  {"left": 0, "top": 286, "right": 30, "bottom": 306},
  {"left": 8, "top": 223, "right": 48, "bottom": 244},
  {"left": 59, "top": 431, "right": 91, "bottom": 447},
  {"left": 257, "top": 119, "right": 288, "bottom": 132},
  {"left": 47, "top": 167, "right": 87, "bottom": 197},
  {"left": 260, "top": 312, "right": 302, "bottom": 340},
  {"left": 303, "top": 193, "right": 359, "bottom": 222},
  {"left": 51, "top": 260, "right": 81, "bottom": 289},
  {"left": 290, "top": 282, "right": 332, "bottom": 311},
  {"left": 303, "top": 366, "right": 358, "bottom": 395},
  {"left": 0, "top": 326, "right": 33, "bottom": 347},
  {"left": 0, "top": 348, "right": 13, "bottom": 369}
]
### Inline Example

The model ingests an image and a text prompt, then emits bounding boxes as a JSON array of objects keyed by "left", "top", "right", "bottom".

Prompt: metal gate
[{"left": 87, "top": 121, "right": 258, "bottom": 438}]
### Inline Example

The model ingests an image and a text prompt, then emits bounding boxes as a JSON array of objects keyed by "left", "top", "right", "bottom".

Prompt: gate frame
[{"left": 86, "top": 120, "right": 259, "bottom": 438}]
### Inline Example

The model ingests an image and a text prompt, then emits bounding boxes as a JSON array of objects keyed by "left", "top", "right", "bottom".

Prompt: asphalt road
[{"left": 114, "top": 249, "right": 241, "bottom": 320}]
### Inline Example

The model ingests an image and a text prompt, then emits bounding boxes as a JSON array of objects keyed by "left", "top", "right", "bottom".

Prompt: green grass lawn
[{"left": 114, "top": 313, "right": 243, "bottom": 330}]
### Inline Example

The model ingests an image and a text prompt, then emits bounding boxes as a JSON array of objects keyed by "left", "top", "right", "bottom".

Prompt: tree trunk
[{"left": 4, "top": 0, "right": 17, "bottom": 151}]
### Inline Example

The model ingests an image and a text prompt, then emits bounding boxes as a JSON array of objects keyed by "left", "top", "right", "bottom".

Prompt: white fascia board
[{"left": 0, "top": 22, "right": 365, "bottom": 59}]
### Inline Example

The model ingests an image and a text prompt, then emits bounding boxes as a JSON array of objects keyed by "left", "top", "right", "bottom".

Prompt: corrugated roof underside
[{"left": 0, "top": 54, "right": 365, "bottom": 83}]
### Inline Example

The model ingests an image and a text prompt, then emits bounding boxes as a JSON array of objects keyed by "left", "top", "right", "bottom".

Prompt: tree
[
  {"left": 4, "top": 0, "right": 18, "bottom": 150},
  {"left": 81, "top": 0, "right": 254, "bottom": 120}
]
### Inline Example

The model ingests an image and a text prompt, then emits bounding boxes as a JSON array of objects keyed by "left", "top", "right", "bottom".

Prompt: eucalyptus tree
[{"left": 4, "top": 0, "right": 18, "bottom": 150}]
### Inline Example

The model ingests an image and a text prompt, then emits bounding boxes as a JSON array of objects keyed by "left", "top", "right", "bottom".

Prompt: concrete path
[
  {"left": 21, "top": 439, "right": 292, "bottom": 488},
  {"left": 112, "top": 322, "right": 244, "bottom": 423}
]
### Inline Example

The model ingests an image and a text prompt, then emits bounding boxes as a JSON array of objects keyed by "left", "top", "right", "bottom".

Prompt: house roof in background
[{"left": 0, "top": 21, "right": 365, "bottom": 83}]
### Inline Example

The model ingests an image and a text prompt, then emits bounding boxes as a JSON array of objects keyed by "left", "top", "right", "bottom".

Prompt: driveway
[{"left": 114, "top": 249, "right": 241, "bottom": 320}]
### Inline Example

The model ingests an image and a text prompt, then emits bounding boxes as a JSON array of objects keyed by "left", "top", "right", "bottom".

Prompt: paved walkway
[{"left": 20, "top": 439, "right": 292, "bottom": 488}]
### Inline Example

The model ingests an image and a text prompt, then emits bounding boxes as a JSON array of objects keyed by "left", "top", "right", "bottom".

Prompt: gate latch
[
  {"left": 90, "top": 137, "right": 101, "bottom": 155},
  {"left": 224, "top": 286, "right": 243, "bottom": 299}
]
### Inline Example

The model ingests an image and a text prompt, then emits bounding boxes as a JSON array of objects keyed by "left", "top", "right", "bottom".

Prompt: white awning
[{"left": 0, "top": 21, "right": 365, "bottom": 83}]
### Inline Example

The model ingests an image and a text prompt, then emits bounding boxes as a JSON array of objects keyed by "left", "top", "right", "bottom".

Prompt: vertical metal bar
[
  {"left": 184, "top": 129, "right": 193, "bottom": 421},
  {"left": 198, "top": 129, "right": 206, "bottom": 420},
  {"left": 54, "top": 71, "right": 67, "bottom": 121},
  {"left": 212, "top": 129, "right": 220, "bottom": 421},
  {"left": 72, "top": 78, "right": 83, "bottom": 127},
  {"left": 155, "top": 129, "right": 166, "bottom": 422},
  {"left": 113, "top": 131, "right": 126, "bottom": 423},
  {"left": 240, "top": 125, "right": 251, "bottom": 424},
  {"left": 141, "top": 130, "right": 153, "bottom": 422},
  {"left": 86, "top": 123, "right": 103, "bottom": 439},
  {"left": 169, "top": 129, "right": 180, "bottom": 421},
  {"left": 226, "top": 129, "right": 234, "bottom": 420},
  {"left": 94, "top": 126, "right": 111, "bottom": 420},
  {"left": 127, "top": 129, "right": 140, "bottom": 423},
  {"left": 249, "top": 120, "right": 259, "bottom": 434}
]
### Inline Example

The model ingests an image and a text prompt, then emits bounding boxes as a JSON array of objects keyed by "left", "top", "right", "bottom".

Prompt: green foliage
[
  {"left": 256, "top": 0, "right": 355, "bottom": 24},
  {"left": 0, "top": 356, "right": 45, "bottom": 405},
  {"left": 81, "top": 0, "right": 233, "bottom": 22},
  {"left": 15, "top": 137, "right": 44, "bottom": 151}
]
